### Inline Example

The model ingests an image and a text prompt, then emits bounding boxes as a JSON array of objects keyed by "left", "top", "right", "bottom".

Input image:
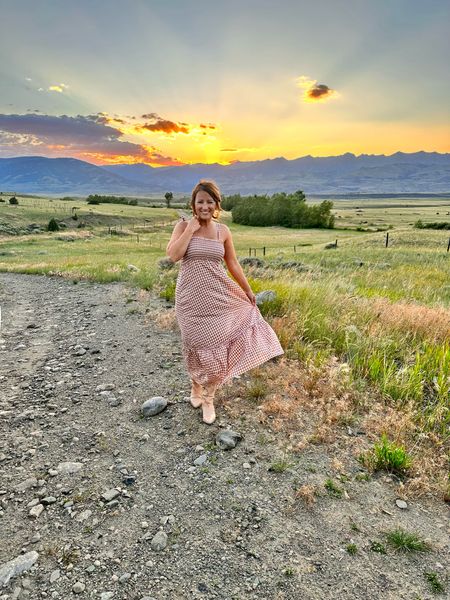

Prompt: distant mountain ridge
[{"left": 0, "top": 152, "right": 449, "bottom": 195}]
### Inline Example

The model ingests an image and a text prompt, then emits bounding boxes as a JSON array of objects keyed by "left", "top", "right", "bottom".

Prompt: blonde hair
[{"left": 191, "top": 180, "right": 221, "bottom": 219}]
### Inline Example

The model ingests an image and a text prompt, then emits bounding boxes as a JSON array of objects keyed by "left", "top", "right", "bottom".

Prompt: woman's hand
[
  {"left": 245, "top": 289, "right": 256, "bottom": 305},
  {"left": 184, "top": 215, "right": 201, "bottom": 234}
]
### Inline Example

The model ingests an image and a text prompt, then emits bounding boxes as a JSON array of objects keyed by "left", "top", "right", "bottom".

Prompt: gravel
[{"left": 0, "top": 272, "right": 448, "bottom": 599}]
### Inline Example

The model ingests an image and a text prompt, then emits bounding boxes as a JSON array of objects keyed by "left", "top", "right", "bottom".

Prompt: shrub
[
  {"left": 47, "top": 218, "right": 60, "bottom": 232},
  {"left": 9, "top": 196, "right": 18, "bottom": 205}
]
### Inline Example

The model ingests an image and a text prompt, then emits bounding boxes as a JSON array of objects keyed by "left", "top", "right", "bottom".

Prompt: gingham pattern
[{"left": 175, "top": 223, "right": 284, "bottom": 386}]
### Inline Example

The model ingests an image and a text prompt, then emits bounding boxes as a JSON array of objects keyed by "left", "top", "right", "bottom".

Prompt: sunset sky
[{"left": 0, "top": 0, "right": 449, "bottom": 167}]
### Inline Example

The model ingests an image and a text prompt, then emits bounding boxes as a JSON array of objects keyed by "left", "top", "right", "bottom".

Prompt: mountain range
[{"left": 0, "top": 152, "right": 449, "bottom": 196}]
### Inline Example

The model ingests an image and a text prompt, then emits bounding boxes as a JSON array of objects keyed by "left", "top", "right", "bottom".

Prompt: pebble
[
  {"left": 150, "top": 531, "right": 168, "bottom": 551},
  {"left": 15, "top": 478, "right": 38, "bottom": 492},
  {"left": 29, "top": 504, "right": 44, "bottom": 518},
  {"left": 49, "top": 569, "right": 60, "bottom": 583},
  {"left": 101, "top": 489, "right": 120, "bottom": 502},
  {"left": 41, "top": 496, "right": 57, "bottom": 505},
  {"left": 72, "top": 581, "right": 85, "bottom": 594},
  {"left": 194, "top": 454, "right": 208, "bottom": 466},
  {"left": 56, "top": 461, "right": 83, "bottom": 474},
  {"left": 100, "top": 593, "right": 114, "bottom": 600},
  {"left": 395, "top": 499, "right": 408, "bottom": 509},
  {"left": 96, "top": 383, "right": 116, "bottom": 392},
  {"left": 76, "top": 509, "right": 92, "bottom": 522}
]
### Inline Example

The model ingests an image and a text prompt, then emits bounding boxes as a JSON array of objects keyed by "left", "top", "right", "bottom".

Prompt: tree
[
  {"left": 47, "top": 218, "right": 60, "bottom": 232},
  {"left": 165, "top": 192, "right": 173, "bottom": 208}
]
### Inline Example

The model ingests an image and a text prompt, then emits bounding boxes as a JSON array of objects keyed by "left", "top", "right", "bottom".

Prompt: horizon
[
  {"left": 1, "top": 149, "right": 448, "bottom": 170},
  {"left": 1, "top": 1, "right": 449, "bottom": 166}
]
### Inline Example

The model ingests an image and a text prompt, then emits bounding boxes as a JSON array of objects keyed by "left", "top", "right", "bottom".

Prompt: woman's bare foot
[{"left": 190, "top": 380, "right": 203, "bottom": 408}]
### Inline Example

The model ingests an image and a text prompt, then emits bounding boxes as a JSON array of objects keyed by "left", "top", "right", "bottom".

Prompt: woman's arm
[
  {"left": 166, "top": 218, "right": 200, "bottom": 262},
  {"left": 223, "top": 226, "right": 256, "bottom": 305}
]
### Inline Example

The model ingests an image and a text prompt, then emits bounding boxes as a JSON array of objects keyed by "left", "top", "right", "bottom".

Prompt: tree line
[
  {"left": 86, "top": 195, "right": 138, "bottom": 206},
  {"left": 221, "top": 191, "right": 335, "bottom": 229}
]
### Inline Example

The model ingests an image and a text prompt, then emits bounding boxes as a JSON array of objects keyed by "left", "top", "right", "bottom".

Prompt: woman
[{"left": 166, "top": 180, "right": 283, "bottom": 424}]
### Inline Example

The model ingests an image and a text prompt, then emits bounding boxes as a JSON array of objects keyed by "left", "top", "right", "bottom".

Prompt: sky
[{"left": 0, "top": 0, "right": 449, "bottom": 167}]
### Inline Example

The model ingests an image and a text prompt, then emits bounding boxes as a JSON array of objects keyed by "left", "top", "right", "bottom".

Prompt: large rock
[
  {"left": 255, "top": 290, "right": 276, "bottom": 306},
  {"left": 0, "top": 551, "right": 39, "bottom": 587},
  {"left": 142, "top": 397, "right": 167, "bottom": 417},
  {"left": 216, "top": 430, "right": 242, "bottom": 450}
]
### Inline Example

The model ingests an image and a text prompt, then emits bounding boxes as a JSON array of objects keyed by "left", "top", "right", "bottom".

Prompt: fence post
[
  {"left": 385, "top": 232, "right": 389, "bottom": 247},
  {"left": 263, "top": 246, "right": 266, "bottom": 256},
  {"left": 137, "top": 234, "right": 139, "bottom": 243},
  {"left": 335, "top": 239, "right": 338, "bottom": 248},
  {"left": 249, "top": 248, "right": 251, "bottom": 256},
  {"left": 294, "top": 245, "right": 296, "bottom": 253},
  {"left": 447, "top": 237, "right": 450, "bottom": 252}
]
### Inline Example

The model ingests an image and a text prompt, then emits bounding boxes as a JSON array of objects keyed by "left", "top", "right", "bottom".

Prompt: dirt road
[{"left": 0, "top": 273, "right": 448, "bottom": 599}]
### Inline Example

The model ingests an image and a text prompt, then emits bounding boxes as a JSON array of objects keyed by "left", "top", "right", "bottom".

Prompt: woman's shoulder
[{"left": 218, "top": 222, "right": 231, "bottom": 240}]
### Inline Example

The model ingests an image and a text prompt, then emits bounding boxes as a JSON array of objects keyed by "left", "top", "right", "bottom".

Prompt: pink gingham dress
[{"left": 175, "top": 222, "right": 284, "bottom": 386}]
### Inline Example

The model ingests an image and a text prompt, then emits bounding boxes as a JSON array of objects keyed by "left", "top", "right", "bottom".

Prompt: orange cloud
[
  {"left": 296, "top": 76, "right": 339, "bottom": 103},
  {"left": 139, "top": 113, "right": 190, "bottom": 134}
]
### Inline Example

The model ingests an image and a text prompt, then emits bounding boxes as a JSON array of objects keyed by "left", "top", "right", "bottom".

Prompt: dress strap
[{"left": 216, "top": 222, "right": 220, "bottom": 241}]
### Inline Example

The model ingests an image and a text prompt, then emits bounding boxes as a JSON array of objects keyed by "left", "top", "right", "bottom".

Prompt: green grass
[
  {"left": 268, "top": 458, "right": 295, "bottom": 473},
  {"left": 385, "top": 528, "right": 431, "bottom": 552},
  {"left": 324, "top": 479, "right": 343, "bottom": 498},
  {"left": 360, "top": 434, "right": 412, "bottom": 475},
  {"left": 424, "top": 571, "right": 446, "bottom": 594},
  {"left": 370, "top": 541, "right": 387, "bottom": 554},
  {"left": 346, "top": 543, "right": 358, "bottom": 555},
  {"left": 1, "top": 196, "right": 449, "bottom": 444}
]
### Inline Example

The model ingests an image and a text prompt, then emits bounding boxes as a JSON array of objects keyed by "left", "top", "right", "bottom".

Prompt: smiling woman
[{"left": 166, "top": 179, "right": 284, "bottom": 425}]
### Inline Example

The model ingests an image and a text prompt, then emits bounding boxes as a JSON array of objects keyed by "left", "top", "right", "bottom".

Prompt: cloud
[
  {"left": 0, "top": 113, "right": 184, "bottom": 166},
  {"left": 48, "top": 83, "right": 69, "bottom": 93},
  {"left": 296, "top": 75, "right": 339, "bottom": 103},
  {"left": 139, "top": 113, "right": 190, "bottom": 134}
]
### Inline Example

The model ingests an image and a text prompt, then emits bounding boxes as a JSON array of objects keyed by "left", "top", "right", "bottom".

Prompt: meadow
[{"left": 1, "top": 194, "right": 449, "bottom": 496}]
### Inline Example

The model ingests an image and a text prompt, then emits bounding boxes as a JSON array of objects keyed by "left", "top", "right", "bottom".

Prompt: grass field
[{"left": 1, "top": 194, "right": 449, "bottom": 496}]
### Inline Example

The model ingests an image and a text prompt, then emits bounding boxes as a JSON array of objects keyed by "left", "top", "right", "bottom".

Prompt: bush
[
  {"left": 414, "top": 220, "right": 450, "bottom": 230},
  {"left": 47, "top": 218, "right": 60, "bottom": 232},
  {"left": 9, "top": 196, "right": 18, "bottom": 205}
]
